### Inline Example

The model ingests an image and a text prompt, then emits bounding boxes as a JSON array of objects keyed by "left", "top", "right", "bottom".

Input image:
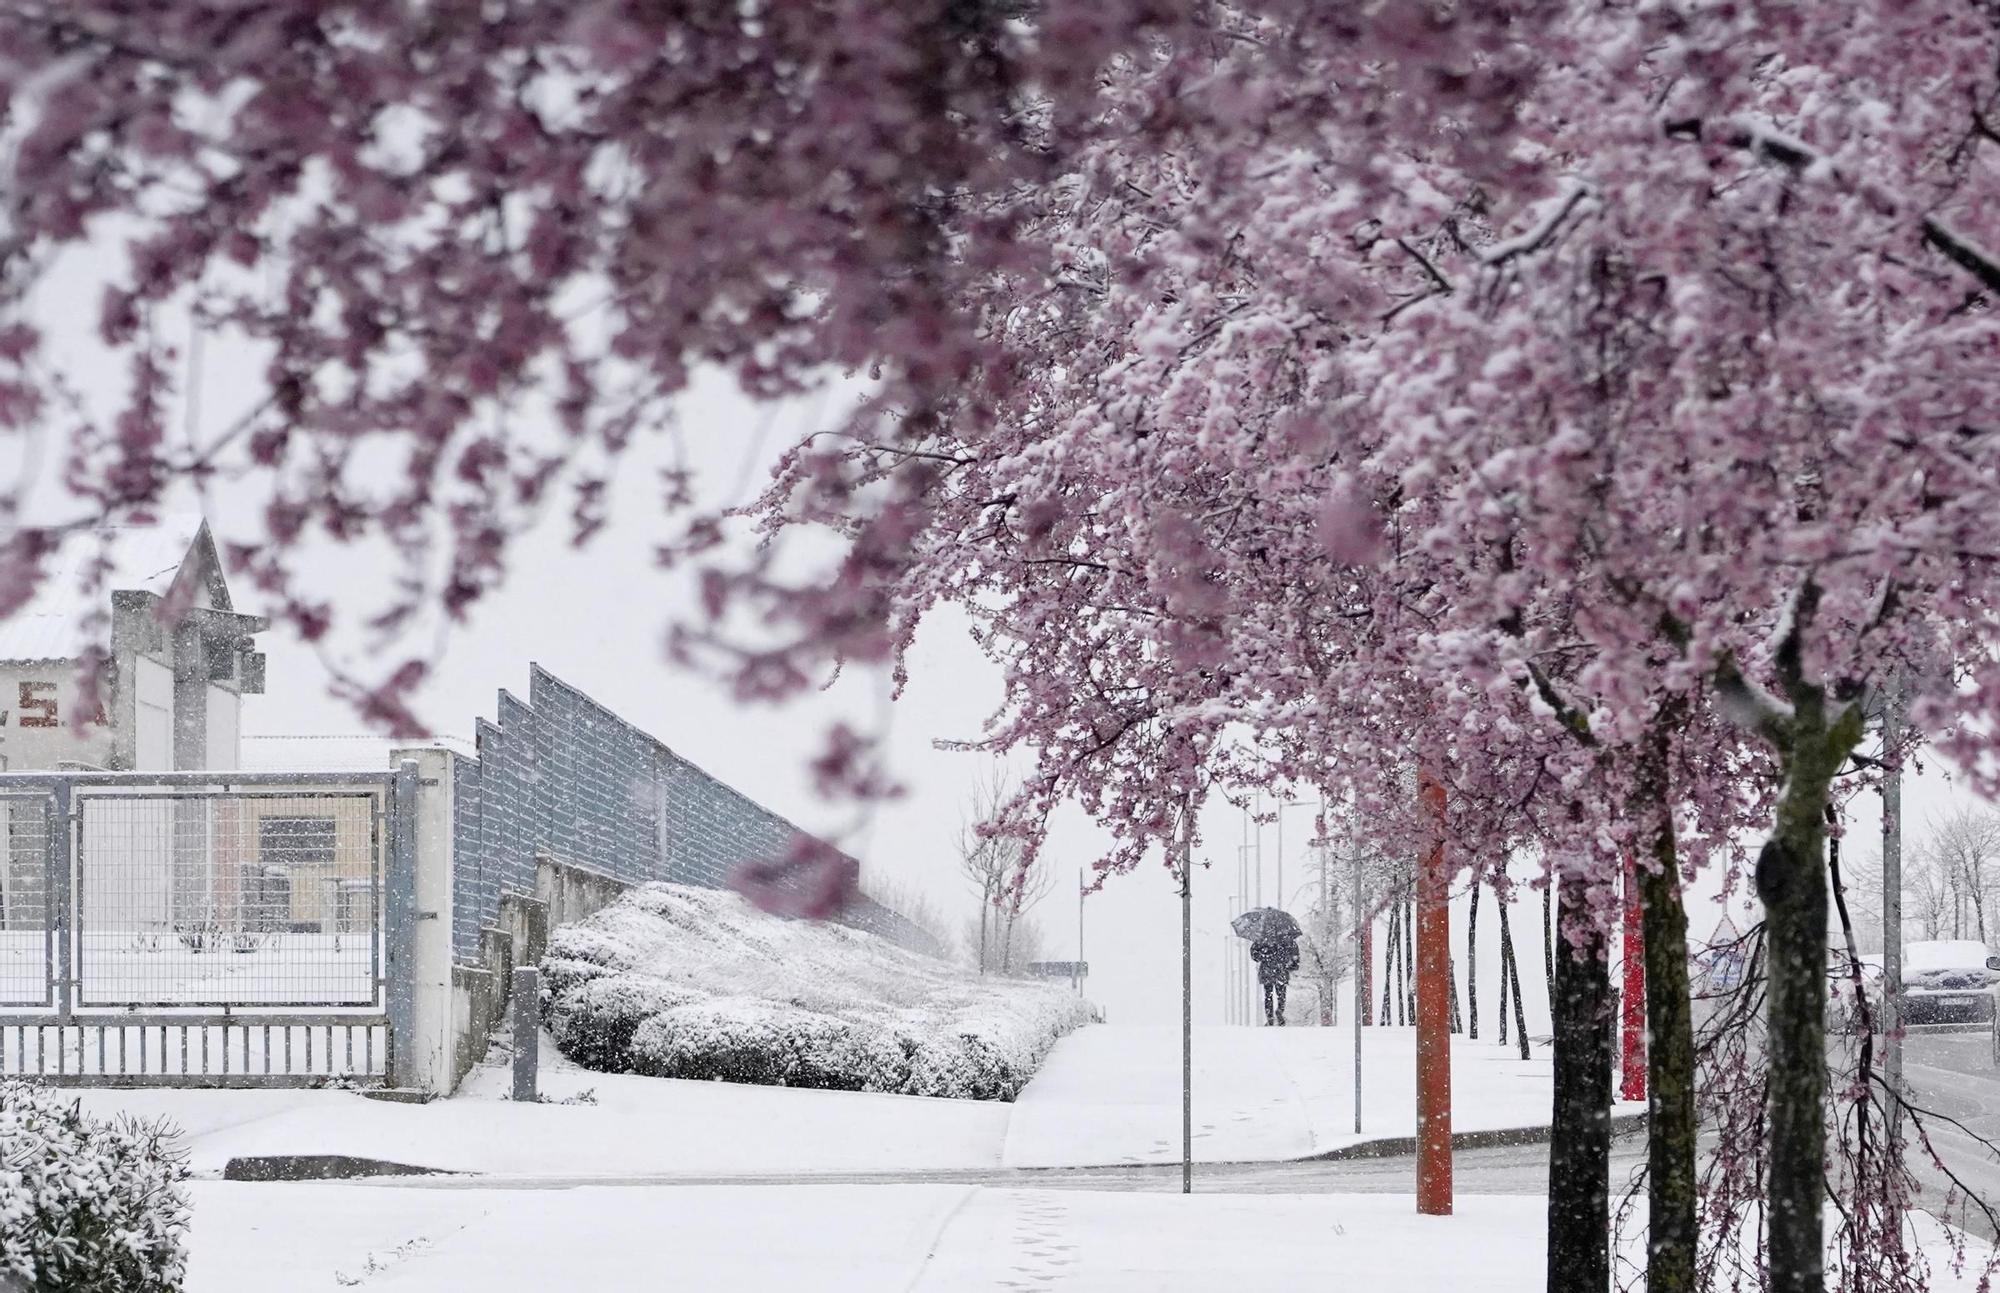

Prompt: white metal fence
[{"left": 0, "top": 769, "right": 415, "bottom": 1087}]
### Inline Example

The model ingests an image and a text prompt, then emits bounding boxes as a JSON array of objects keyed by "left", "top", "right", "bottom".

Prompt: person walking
[{"left": 1251, "top": 925, "right": 1302, "bottom": 1026}]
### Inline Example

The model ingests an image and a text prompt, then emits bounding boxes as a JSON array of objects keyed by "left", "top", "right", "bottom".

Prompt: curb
[
  {"left": 222, "top": 1155, "right": 465, "bottom": 1182},
  {"left": 219, "top": 1113, "right": 1652, "bottom": 1183},
  {"left": 1298, "top": 1110, "right": 1649, "bottom": 1163}
]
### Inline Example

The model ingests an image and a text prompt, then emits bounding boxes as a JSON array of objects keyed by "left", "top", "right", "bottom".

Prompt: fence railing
[{"left": 0, "top": 768, "right": 413, "bottom": 1088}]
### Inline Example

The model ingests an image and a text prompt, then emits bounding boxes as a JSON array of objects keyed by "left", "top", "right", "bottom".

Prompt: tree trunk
[
  {"left": 1382, "top": 904, "right": 1398, "bottom": 1025},
  {"left": 1404, "top": 893, "right": 1418, "bottom": 1024},
  {"left": 1497, "top": 895, "right": 1529, "bottom": 1060},
  {"left": 1449, "top": 956, "right": 1463, "bottom": 1034},
  {"left": 1468, "top": 874, "right": 1482, "bottom": 1040},
  {"left": 977, "top": 876, "right": 993, "bottom": 974},
  {"left": 1498, "top": 924, "right": 1513, "bottom": 1047},
  {"left": 1546, "top": 876, "right": 1614, "bottom": 1293},
  {"left": 1634, "top": 714, "right": 1696, "bottom": 1293},
  {"left": 1756, "top": 691, "right": 1862, "bottom": 1293},
  {"left": 1543, "top": 881, "right": 1554, "bottom": 1004}
]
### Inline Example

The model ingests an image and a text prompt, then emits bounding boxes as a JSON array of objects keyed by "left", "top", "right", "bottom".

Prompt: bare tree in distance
[
  {"left": 1918, "top": 807, "right": 2000, "bottom": 944},
  {"left": 958, "top": 765, "right": 1053, "bottom": 973},
  {"left": 858, "top": 875, "right": 954, "bottom": 957}
]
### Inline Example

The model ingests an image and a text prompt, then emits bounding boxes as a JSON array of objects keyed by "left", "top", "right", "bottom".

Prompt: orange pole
[{"left": 1416, "top": 770, "right": 1453, "bottom": 1215}]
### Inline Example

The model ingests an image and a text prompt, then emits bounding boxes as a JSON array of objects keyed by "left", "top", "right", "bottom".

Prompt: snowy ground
[
  {"left": 0, "top": 931, "right": 374, "bottom": 1006},
  {"left": 184, "top": 1182, "right": 1995, "bottom": 1293},
  {"left": 69, "top": 1022, "right": 1594, "bottom": 1178},
  {"left": 1003, "top": 1023, "right": 1636, "bottom": 1167}
]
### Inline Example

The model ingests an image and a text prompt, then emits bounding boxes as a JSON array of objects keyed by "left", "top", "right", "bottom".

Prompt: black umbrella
[{"left": 1231, "top": 907, "right": 1301, "bottom": 942}]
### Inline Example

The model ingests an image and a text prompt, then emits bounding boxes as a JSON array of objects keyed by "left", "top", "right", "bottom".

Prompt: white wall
[
  {"left": 203, "top": 684, "right": 240, "bottom": 771},
  {"left": 0, "top": 663, "right": 115, "bottom": 771},
  {"left": 134, "top": 657, "right": 173, "bottom": 771}
]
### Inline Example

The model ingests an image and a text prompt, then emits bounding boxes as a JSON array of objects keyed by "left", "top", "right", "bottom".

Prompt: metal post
[
  {"left": 1254, "top": 791, "right": 1264, "bottom": 909},
  {"left": 51, "top": 780, "right": 73, "bottom": 1021},
  {"left": 1276, "top": 801, "right": 1284, "bottom": 920},
  {"left": 1883, "top": 681, "right": 1904, "bottom": 1124},
  {"left": 386, "top": 759, "right": 419, "bottom": 1088},
  {"left": 1354, "top": 841, "right": 1365, "bottom": 1134},
  {"left": 1077, "top": 868, "right": 1086, "bottom": 995},
  {"left": 513, "top": 965, "right": 540, "bottom": 1101},
  {"left": 1181, "top": 809, "right": 1193, "bottom": 1196},
  {"left": 1416, "top": 770, "right": 1453, "bottom": 1215}
]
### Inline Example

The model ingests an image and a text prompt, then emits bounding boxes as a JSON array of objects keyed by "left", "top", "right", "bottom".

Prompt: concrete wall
[
  {"left": 204, "top": 685, "right": 239, "bottom": 772},
  {"left": 536, "top": 854, "right": 628, "bottom": 929},
  {"left": 134, "top": 656, "right": 172, "bottom": 770}
]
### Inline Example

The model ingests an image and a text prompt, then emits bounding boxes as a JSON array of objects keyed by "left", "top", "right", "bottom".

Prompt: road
[{"left": 1902, "top": 1031, "right": 2000, "bottom": 1240}]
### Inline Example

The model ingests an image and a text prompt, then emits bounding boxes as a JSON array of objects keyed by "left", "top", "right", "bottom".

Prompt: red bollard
[
  {"left": 1620, "top": 858, "right": 1647, "bottom": 1103},
  {"left": 1416, "top": 770, "right": 1453, "bottom": 1216}
]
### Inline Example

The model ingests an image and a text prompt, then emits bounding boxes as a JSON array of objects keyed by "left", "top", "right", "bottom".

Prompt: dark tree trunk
[
  {"left": 1543, "top": 881, "right": 1554, "bottom": 1004},
  {"left": 1449, "top": 956, "right": 1463, "bottom": 1034},
  {"left": 1546, "top": 878, "right": 1614, "bottom": 1293},
  {"left": 1382, "top": 902, "right": 1398, "bottom": 1025},
  {"left": 1759, "top": 796, "right": 1841, "bottom": 1293},
  {"left": 1404, "top": 893, "right": 1417, "bottom": 1024},
  {"left": 1634, "top": 713, "right": 1696, "bottom": 1293},
  {"left": 1468, "top": 874, "right": 1482, "bottom": 1040},
  {"left": 1752, "top": 685, "right": 1861, "bottom": 1293},
  {"left": 1497, "top": 895, "right": 1530, "bottom": 1060},
  {"left": 1498, "top": 923, "right": 1513, "bottom": 1047}
]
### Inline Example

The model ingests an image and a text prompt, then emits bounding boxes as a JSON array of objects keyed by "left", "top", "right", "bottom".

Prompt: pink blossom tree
[{"left": 10, "top": 5, "right": 2000, "bottom": 1292}]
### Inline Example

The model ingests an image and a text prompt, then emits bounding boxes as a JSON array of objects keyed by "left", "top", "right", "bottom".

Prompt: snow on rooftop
[
  {"left": 239, "top": 734, "right": 479, "bottom": 772},
  {"left": 0, "top": 514, "right": 207, "bottom": 663}
]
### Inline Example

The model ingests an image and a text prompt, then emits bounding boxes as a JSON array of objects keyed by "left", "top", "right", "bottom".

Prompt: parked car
[{"left": 1895, "top": 940, "right": 2000, "bottom": 1028}]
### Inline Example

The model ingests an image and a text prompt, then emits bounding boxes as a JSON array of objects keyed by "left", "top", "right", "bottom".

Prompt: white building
[{"left": 0, "top": 516, "right": 264, "bottom": 772}]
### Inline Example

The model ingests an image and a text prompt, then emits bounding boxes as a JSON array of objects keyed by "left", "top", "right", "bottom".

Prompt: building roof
[
  {"left": 239, "top": 734, "right": 480, "bottom": 772},
  {"left": 0, "top": 515, "right": 209, "bottom": 663}
]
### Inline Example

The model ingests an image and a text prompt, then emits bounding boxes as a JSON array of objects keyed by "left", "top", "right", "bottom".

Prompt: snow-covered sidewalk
[
  {"left": 71, "top": 1022, "right": 1611, "bottom": 1179},
  {"left": 74, "top": 1062, "right": 1011, "bottom": 1178},
  {"left": 1003, "top": 1024, "right": 1628, "bottom": 1168},
  {"left": 185, "top": 1181, "right": 1993, "bottom": 1293}
]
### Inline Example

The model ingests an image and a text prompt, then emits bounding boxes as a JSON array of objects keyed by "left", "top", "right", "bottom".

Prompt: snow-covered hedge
[
  {"left": 543, "top": 883, "right": 1097, "bottom": 1101},
  {"left": 0, "top": 1081, "right": 190, "bottom": 1292}
]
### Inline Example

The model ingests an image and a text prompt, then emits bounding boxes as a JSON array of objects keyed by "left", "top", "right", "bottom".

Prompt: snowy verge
[
  {"left": 182, "top": 1182, "right": 1998, "bottom": 1293},
  {"left": 543, "top": 883, "right": 1098, "bottom": 1100},
  {"left": 1003, "top": 1024, "right": 1647, "bottom": 1167}
]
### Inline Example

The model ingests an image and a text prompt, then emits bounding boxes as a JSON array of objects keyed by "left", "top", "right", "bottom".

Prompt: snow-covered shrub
[
  {"left": 544, "top": 883, "right": 1098, "bottom": 1100},
  {"left": 784, "top": 1014, "right": 910, "bottom": 1092},
  {"left": 0, "top": 1081, "right": 190, "bottom": 1292},
  {"left": 546, "top": 973, "right": 699, "bottom": 1072},
  {"left": 630, "top": 1002, "right": 794, "bottom": 1086},
  {"left": 905, "top": 1034, "right": 1014, "bottom": 1101}
]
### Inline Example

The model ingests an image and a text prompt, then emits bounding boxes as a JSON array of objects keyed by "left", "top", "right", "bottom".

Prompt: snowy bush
[
  {"left": 628, "top": 1002, "right": 911, "bottom": 1092},
  {"left": 545, "top": 883, "right": 1097, "bottom": 1100},
  {"left": 545, "top": 972, "right": 700, "bottom": 1072},
  {"left": 0, "top": 1081, "right": 190, "bottom": 1292}
]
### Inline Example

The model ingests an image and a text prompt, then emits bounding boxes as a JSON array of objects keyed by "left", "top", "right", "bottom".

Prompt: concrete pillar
[
  {"left": 391, "top": 747, "right": 457, "bottom": 1095},
  {"left": 513, "top": 965, "right": 539, "bottom": 1102}
]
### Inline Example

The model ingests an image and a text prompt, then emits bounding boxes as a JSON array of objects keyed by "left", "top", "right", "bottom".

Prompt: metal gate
[{"left": 0, "top": 769, "right": 413, "bottom": 1087}]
